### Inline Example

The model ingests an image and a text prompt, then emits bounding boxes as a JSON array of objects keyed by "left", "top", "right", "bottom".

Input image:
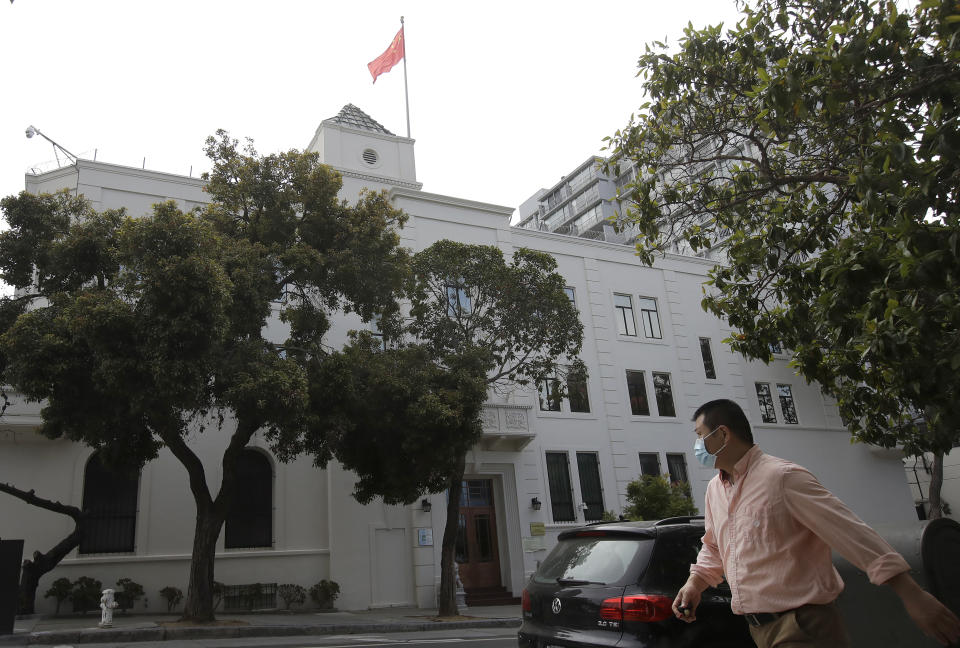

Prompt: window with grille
[
  {"left": 564, "top": 287, "right": 576, "bottom": 306},
  {"left": 777, "top": 384, "right": 799, "bottom": 424},
  {"left": 80, "top": 453, "right": 139, "bottom": 554},
  {"left": 614, "top": 294, "right": 637, "bottom": 336},
  {"left": 576, "top": 452, "right": 604, "bottom": 522},
  {"left": 546, "top": 452, "right": 575, "bottom": 522},
  {"left": 699, "top": 337, "right": 717, "bottom": 379},
  {"left": 637, "top": 297, "right": 662, "bottom": 339},
  {"left": 652, "top": 372, "right": 677, "bottom": 417},
  {"left": 626, "top": 370, "right": 650, "bottom": 415},
  {"left": 638, "top": 452, "right": 661, "bottom": 477},
  {"left": 225, "top": 449, "right": 273, "bottom": 549},
  {"left": 755, "top": 383, "right": 778, "bottom": 423},
  {"left": 666, "top": 453, "right": 689, "bottom": 485}
]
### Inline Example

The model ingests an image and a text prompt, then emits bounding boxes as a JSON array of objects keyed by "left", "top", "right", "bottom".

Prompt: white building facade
[{"left": 0, "top": 105, "right": 919, "bottom": 614}]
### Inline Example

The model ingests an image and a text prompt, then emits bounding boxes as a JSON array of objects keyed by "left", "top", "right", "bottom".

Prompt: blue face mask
[{"left": 694, "top": 426, "right": 727, "bottom": 468}]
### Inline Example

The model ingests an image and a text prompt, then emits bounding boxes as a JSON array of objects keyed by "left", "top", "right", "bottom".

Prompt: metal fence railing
[{"left": 221, "top": 583, "right": 277, "bottom": 611}]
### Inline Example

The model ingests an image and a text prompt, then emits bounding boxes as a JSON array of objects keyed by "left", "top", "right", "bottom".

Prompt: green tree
[
  {"left": 115, "top": 578, "right": 144, "bottom": 612},
  {"left": 312, "top": 334, "right": 488, "bottom": 507},
  {"left": 623, "top": 475, "right": 698, "bottom": 521},
  {"left": 321, "top": 240, "right": 584, "bottom": 616},
  {"left": 43, "top": 577, "right": 72, "bottom": 615},
  {"left": 0, "top": 131, "right": 409, "bottom": 621},
  {"left": 607, "top": 0, "right": 960, "bottom": 517},
  {"left": 69, "top": 576, "right": 102, "bottom": 615}
]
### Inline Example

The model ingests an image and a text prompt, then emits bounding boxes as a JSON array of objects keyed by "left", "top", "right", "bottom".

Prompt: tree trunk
[
  {"left": 928, "top": 451, "right": 944, "bottom": 520},
  {"left": 180, "top": 508, "right": 226, "bottom": 621},
  {"left": 169, "top": 423, "right": 254, "bottom": 622},
  {"left": 18, "top": 566, "right": 40, "bottom": 616},
  {"left": 438, "top": 455, "right": 466, "bottom": 617},
  {"left": 17, "top": 529, "right": 81, "bottom": 614}
]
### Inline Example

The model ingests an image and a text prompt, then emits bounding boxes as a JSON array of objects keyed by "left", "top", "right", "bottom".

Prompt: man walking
[{"left": 672, "top": 399, "right": 960, "bottom": 647}]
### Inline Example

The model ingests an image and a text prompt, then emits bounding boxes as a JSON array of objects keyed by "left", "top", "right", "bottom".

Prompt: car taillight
[
  {"left": 600, "top": 595, "right": 674, "bottom": 623},
  {"left": 522, "top": 588, "right": 532, "bottom": 612}
]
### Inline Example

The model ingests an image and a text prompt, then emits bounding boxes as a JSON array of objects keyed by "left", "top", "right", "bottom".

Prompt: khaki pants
[{"left": 748, "top": 603, "right": 851, "bottom": 648}]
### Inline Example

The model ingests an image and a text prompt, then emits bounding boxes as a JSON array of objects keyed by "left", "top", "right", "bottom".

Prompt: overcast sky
[{"left": 2, "top": 0, "right": 745, "bottom": 222}]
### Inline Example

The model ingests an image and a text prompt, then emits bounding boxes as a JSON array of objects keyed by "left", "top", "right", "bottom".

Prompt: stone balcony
[{"left": 478, "top": 404, "right": 535, "bottom": 452}]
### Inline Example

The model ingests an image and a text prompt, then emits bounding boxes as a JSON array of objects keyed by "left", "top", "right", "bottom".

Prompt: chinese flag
[{"left": 368, "top": 27, "right": 404, "bottom": 84}]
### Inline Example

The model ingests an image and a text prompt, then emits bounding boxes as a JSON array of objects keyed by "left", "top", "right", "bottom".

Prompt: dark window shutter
[
  {"left": 576, "top": 452, "right": 604, "bottom": 521},
  {"left": 546, "top": 452, "right": 575, "bottom": 522}
]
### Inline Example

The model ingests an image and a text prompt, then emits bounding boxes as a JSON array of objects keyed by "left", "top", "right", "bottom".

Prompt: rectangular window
[
  {"left": 546, "top": 452, "right": 575, "bottom": 522},
  {"left": 777, "top": 383, "right": 799, "bottom": 424},
  {"left": 637, "top": 297, "right": 662, "bottom": 339},
  {"left": 538, "top": 378, "right": 562, "bottom": 412},
  {"left": 652, "top": 372, "right": 677, "bottom": 417},
  {"left": 614, "top": 293, "right": 637, "bottom": 336},
  {"left": 638, "top": 452, "right": 661, "bottom": 477},
  {"left": 564, "top": 286, "right": 576, "bottom": 305},
  {"left": 756, "top": 382, "right": 778, "bottom": 423},
  {"left": 699, "top": 337, "right": 717, "bottom": 380},
  {"left": 576, "top": 452, "right": 604, "bottom": 522},
  {"left": 445, "top": 284, "right": 471, "bottom": 316},
  {"left": 567, "top": 369, "right": 590, "bottom": 413},
  {"left": 626, "top": 370, "right": 650, "bottom": 415},
  {"left": 666, "top": 453, "right": 689, "bottom": 485}
]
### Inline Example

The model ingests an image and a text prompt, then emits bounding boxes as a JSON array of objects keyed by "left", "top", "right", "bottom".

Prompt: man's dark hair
[{"left": 693, "top": 399, "right": 754, "bottom": 444}]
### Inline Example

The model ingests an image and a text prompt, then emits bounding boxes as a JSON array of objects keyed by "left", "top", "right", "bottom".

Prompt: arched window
[
  {"left": 224, "top": 449, "right": 273, "bottom": 549},
  {"left": 80, "top": 453, "right": 139, "bottom": 554}
]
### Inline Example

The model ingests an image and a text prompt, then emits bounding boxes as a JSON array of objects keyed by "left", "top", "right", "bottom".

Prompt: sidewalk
[{"left": 1, "top": 605, "right": 522, "bottom": 646}]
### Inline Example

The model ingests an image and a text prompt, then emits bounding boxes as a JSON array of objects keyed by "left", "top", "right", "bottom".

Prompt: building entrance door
[{"left": 455, "top": 479, "right": 501, "bottom": 590}]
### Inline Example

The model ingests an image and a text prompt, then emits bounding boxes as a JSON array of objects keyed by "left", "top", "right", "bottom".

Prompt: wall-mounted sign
[
  {"left": 417, "top": 527, "right": 434, "bottom": 546},
  {"left": 523, "top": 536, "right": 547, "bottom": 552},
  {"left": 529, "top": 522, "right": 546, "bottom": 536}
]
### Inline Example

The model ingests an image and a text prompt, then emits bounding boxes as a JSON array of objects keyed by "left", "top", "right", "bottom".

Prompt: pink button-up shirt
[{"left": 690, "top": 445, "right": 910, "bottom": 614}]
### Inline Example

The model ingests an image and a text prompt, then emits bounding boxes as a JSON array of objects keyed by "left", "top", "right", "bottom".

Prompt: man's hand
[
  {"left": 886, "top": 572, "right": 960, "bottom": 646},
  {"left": 672, "top": 577, "right": 706, "bottom": 623}
]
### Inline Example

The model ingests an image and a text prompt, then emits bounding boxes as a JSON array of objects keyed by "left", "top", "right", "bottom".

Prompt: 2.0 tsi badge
[{"left": 551, "top": 597, "right": 562, "bottom": 614}]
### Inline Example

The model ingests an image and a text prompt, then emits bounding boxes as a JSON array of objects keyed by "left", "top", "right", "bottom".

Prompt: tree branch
[
  {"left": 0, "top": 481, "right": 82, "bottom": 520},
  {"left": 161, "top": 432, "right": 214, "bottom": 512}
]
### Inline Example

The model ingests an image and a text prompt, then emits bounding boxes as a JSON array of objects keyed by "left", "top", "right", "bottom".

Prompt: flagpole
[{"left": 401, "top": 16, "right": 411, "bottom": 138}]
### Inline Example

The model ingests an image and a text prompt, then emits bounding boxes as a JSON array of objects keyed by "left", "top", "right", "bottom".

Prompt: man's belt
[{"left": 744, "top": 611, "right": 787, "bottom": 627}]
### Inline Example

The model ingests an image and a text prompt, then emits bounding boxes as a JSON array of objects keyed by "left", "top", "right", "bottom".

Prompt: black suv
[{"left": 518, "top": 516, "right": 752, "bottom": 648}]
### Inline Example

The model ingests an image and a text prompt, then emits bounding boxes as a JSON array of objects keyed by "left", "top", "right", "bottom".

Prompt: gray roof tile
[{"left": 328, "top": 104, "right": 394, "bottom": 135}]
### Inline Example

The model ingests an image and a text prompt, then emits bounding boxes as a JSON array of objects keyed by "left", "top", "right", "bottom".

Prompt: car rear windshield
[{"left": 533, "top": 536, "right": 654, "bottom": 586}]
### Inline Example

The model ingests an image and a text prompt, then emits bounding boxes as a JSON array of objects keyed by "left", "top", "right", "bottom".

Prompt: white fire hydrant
[{"left": 99, "top": 588, "right": 118, "bottom": 628}]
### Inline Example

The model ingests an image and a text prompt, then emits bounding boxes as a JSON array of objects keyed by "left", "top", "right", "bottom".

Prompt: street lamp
[{"left": 25, "top": 125, "right": 78, "bottom": 166}]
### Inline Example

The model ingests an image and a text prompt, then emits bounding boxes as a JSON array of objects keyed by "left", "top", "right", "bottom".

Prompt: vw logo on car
[{"left": 551, "top": 597, "right": 562, "bottom": 614}]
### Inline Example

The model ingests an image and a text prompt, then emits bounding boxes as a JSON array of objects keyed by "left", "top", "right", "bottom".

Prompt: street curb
[{"left": 0, "top": 618, "right": 522, "bottom": 645}]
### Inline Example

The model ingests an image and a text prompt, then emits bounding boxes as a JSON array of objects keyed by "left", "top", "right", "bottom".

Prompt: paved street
[
  {"left": 13, "top": 627, "right": 520, "bottom": 648},
  {"left": 2, "top": 606, "right": 522, "bottom": 648}
]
